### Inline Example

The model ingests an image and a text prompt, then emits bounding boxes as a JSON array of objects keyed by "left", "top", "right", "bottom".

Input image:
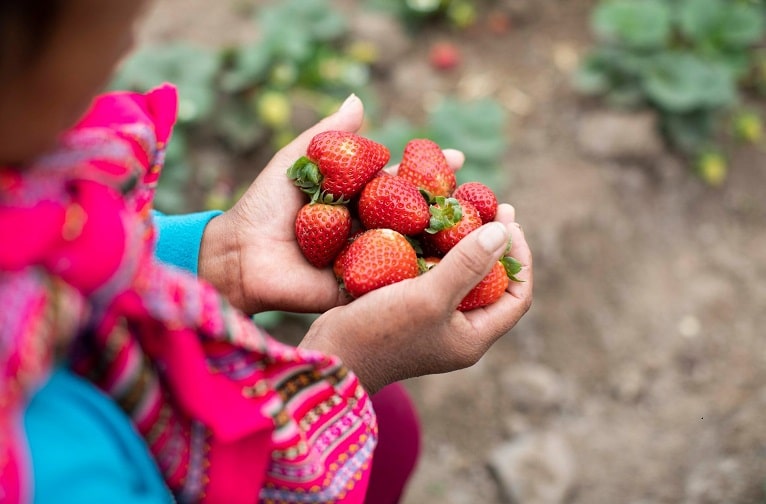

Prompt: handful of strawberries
[{"left": 287, "top": 130, "right": 522, "bottom": 311}]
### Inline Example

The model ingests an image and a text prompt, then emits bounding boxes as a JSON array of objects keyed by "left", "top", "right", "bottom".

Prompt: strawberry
[
  {"left": 294, "top": 202, "right": 352, "bottom": 268},
  {"left": 397, "top": 138, "right": 456, "bottom": 199},
  {"left": 457, "top": 261, "right": 509, "bottom": 311},
  {"left": 287, "top": 131, "right": 390, "bottom": 203},
  {"left": 333, "top": 229, "right": 364, "bottom": 280},
  {"left": 342, "top": 228, "right": 419, "bottom": 298},
  {"left": 357, "top": 173, "right": 430, "bottom": 236},
  {"left": 452, "top": 182, "right": 498, "bottom": 224},
  {"left": 429, "top": 41, "right": 461, "bottom": 71},
  {"left": 424, "top": 198, "right": 483, "bottom": 255}
]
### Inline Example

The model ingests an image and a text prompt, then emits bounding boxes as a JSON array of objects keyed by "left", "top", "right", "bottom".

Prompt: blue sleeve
[
  {"left": 153, "top": 210, "right": 223, "bottom": 275},
  {"left": 24, "top": 369, "right": 173, "bottom": 504},
  {"left": 24, "top": 211, "right": 221, "bottom": 502}
]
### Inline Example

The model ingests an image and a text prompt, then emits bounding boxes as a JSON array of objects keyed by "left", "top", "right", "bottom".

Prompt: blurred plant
[
  {"left": 368, "top": 96, "right": 509, "bottom": 192},
  {"left": 365, "top": 0, "right": 480, "bottom": 30},
  {"left": 574, "top": 0, "right": 766, "bottom": 185},
  {"left": 111, "top": 0, "right": 377, "bottom": 212}
]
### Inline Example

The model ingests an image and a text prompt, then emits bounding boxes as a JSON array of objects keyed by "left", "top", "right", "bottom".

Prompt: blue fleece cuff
[{"left": 153, "top": 210, "right": 223, "bottom": 275}]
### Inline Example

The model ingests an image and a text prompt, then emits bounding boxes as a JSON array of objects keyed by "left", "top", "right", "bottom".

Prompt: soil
[{"left": 139, "top": 1, "right": 766, "bottom": 502}]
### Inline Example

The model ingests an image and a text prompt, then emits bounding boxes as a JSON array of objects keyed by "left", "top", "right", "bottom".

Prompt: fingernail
[
  {"left": 339, "top": 93, "right": 358, "bottom": 112},
  {"left": 478, "top": 222, "right": 509, "bottom": 253}
]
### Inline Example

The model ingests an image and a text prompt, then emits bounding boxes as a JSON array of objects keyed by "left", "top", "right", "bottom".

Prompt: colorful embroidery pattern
[{"left": 0, "top": 85, "right": 377, "bottom": 503}]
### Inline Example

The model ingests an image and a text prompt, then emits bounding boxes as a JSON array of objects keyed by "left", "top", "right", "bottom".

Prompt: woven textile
[{"left": 0, "top": 85, "right": 377, "bottom": 503}]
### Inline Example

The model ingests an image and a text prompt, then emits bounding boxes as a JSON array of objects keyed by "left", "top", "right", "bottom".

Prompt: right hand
[{"left": 299, "top": 203, "right": 533, "bottom": 394}]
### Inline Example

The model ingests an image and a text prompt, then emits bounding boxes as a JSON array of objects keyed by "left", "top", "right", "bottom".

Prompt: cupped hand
[
  {"left": 198, "top": 95, "right": 465, "bottom": 315},
  {"left": 298, "top": 203, "right": 533, "bottom": 394}
]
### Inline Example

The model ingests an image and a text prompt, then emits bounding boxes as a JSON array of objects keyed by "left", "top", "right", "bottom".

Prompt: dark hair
[{"left": 0, "top": 0, "right": 64, "bottom": 72}]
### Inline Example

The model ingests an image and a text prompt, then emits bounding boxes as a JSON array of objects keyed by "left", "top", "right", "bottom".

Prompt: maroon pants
[{"left": 365, "top": 383, "right": 422, "bottom": 504}]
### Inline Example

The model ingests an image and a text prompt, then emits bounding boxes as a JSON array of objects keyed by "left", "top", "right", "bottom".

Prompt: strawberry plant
[
  {"left": 110, "top": 0, "right": 378, "bottom": 212},
  {"left": 365, "top": 0, "right": 481, "bottom": 30},
  {"left": 368, "top": 96, "right": 509, "bottom": 193},
  {"left": 575, "top": 0, "right": 766, "bottom": 184}
]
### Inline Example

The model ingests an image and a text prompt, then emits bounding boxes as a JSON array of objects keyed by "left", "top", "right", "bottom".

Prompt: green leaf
[
  {"left": 110, "top": 43, "right": 220, "bottom": 123},
  {"left": 366, "top": 117, "right": 421, "bottom": 158},
  {"left": 592, "top": 0, "right": 672, "bottom": 50},
  {"left": 221, "top": 43, "right": 272, "bottom": 92},
  {"left": 661, "top": 109, "right": 718, "bottom": 154},
  {"left": 643, "top": 52, "right": 737, "bottom": 113},
  {"left": 427, "top": 97, "right": 508, "bottom": 192},
  {"left": 573, "top": 54, "right": 614, "bottom": 95},
  {"left": 501, "top": 255, "right": 524, "bottom": 283},
  {"left": 257, "top": 0, "right": 347, "bottom": 60},
  {"left": 678, "top": 0, "right": 764, "bottom": 49}
]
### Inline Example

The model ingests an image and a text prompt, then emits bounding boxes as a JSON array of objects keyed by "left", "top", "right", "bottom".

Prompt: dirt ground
[{"left": 139, "top": 1, "right": 766, "bottom": 502}]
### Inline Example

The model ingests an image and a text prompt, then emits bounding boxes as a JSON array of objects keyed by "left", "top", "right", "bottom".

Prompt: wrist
[
  {"left": 198, "top": 212, "right": 246, "bottom": 311},
  {"left": 301, "top": 313, "right": 392, "bottom": 395}
]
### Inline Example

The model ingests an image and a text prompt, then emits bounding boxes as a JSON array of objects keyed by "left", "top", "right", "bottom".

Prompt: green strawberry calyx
[
  {"left": 287, "top": 156, "right": 348, "bottom": 204},
  {"left": 425, "top": 196, "right": 462, "bottom": 234},
  {"left": 501, "top": 254, "right": 524, "bottom": 283}
]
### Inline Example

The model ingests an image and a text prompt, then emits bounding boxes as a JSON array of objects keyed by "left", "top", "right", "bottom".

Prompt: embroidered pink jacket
[{"left": 0, "top": 85, "right": 377, "bottom": 503}]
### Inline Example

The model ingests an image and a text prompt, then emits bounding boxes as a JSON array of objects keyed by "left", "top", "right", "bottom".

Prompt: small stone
[
  {"left": 685, "top": 458, "right": 747, "bottom": 504},
  {"left": 489, "top": 431, "right": 576, "bottom": 504},
  {"left": 577, "top": 110, "right": 665, "bottom": 161},
  {"left": 500, "top": 363, "right": 564, "bottom": 414}
]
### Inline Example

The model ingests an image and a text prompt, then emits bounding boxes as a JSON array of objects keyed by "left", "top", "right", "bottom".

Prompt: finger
[
  {"left": 423, "top": 222, "right": 510, "bottom": 308},
  {"left": 385, "top": 148, "right": 465, "bottom": 176},
  {"left": 460, "top": 222, "right": 532, "bottom": 336},
  {"left": 506, "top": 221, "right": 533, "bottom": 297},
  {"left": 495, "top": 203, "right": 516, "bottom": 224},
  {"left": 269, "top": 94, "right": 365, "bottom": 170},
  {"left": 443, "top": 149, "right": 465, "bottom": 172}
]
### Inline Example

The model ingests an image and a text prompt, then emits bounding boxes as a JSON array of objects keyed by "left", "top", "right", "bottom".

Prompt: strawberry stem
[
  {"left": 287, "top": 156, "right": 323, "bottom": 199},
  {"left": 425, "top": 197, "right": 462, "bottom": 234},
  {"left": 501, "top": 255, "right": 524, "bottom": 283}
]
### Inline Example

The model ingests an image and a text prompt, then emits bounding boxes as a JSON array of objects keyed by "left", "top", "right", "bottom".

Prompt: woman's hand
[
  {"left": 198, "top": 95, "right": 363, "bottom": 314},
  {"left": 198, "top": 95, "right": 465, "bottom": 315},
  {"left": 298, "top": 203, "right": 533, "bottom": 394}
]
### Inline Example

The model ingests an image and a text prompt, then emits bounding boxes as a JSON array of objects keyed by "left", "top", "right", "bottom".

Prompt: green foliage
[
  {"left": 368, "top": 97, "right": 509, "bottom": 192},
  {"left": 110, "top": 0, "right": 374, "bottom": 212},
  {"left": 576, "top": 0, "right": 766, "bottom": 182},
  {"left": 365, "top": 0, "right": 480, "bottom": 30}
]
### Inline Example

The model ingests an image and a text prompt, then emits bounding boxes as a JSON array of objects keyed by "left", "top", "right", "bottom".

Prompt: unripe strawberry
[
  {"left": 357, "top": 173, "right": 430, "bottom": 236},
  {"left": 452, "top": 182, "right": 498, "bottom": 224},
  {"left": 458, "top": 261, "right": 509, "bottom": 311},
  {"left": 295, "top": 202, "right": 352, "bottom": 268},
  {"left": 287, "top": 130, "right": 390, "bottom": 203},
  {"left": 397, "top": 138, "right": 456, "bottom": 198},
  {"left": 342, "top": 229, "right": 419, "bottom": 298}
]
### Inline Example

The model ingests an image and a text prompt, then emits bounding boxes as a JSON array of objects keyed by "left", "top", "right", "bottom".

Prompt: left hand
[{"left": 198, "top": 95, "right": 465, "bottom": 315}]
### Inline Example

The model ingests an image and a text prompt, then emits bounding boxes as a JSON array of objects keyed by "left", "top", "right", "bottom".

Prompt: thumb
[
  {"left": 271, "top": 94, "right": 365, "bottom": 168},
  {"left": 426, "top": 222, "right": 511, "bottom": 307}
]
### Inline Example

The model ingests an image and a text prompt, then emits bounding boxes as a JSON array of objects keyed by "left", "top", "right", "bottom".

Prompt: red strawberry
[
  {"left": 333, "top": 229, "right": 364, "bottom": 280},
  {"left": 397, "top": 138, "right": 456, "bottom": 199},
  {"left": 342, "top": 228, "right": 419, "bottom": 298},
  {"left": 357, "top": 173, "right": 430, "bottom": 236},
  {"left": 429, "top": 41, "right": 461, "bottom": 71},
  {"left": 424, "top": 198, "right": 483, "bottom": 255},
  {"left": 452, "top": 182, "right": 498, "bottom": 224},
  {"left": 458, "top": 261, "right": 509, "bottom": 311},
  {"left": 287, "top": 130, "right": 390, "bottom": 203},
  {"left": 295, "top": 202, "right": 352, "bottom": 268}
]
